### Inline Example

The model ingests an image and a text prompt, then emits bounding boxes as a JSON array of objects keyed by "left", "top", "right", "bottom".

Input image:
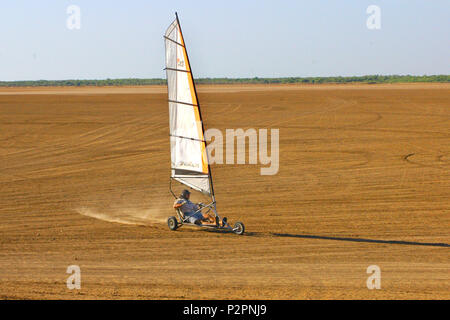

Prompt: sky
[{"left": 0, "top": 0, "right": 449, "bottom": 81}]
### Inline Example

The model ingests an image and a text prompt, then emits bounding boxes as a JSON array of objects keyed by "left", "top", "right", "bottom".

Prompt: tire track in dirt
[
  {"left": 0, "top": 117, "right": 164, "bottom": 182},
  {"left": 1, "top": 85, "right": 449, "bottom": 299}
]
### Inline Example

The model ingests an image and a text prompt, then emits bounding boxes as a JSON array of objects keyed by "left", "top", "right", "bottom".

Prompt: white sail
[{"left": 164, "top": 16, "right": 211, "bottom": 196}]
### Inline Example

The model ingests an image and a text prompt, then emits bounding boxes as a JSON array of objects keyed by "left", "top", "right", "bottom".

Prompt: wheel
[
  {"left": 167, "top": 216, "right": 178, "bottom": 231},
  {"left": 233, "top": 221, "right": 245, "bottom": 235}
]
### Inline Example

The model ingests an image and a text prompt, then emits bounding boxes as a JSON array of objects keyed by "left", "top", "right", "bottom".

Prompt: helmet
[{"left": 180, "top": 189, "right": 191, "bottom": 199}]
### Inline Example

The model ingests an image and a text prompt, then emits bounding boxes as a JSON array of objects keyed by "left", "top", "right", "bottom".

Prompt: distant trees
[
  {"left": 0, "top": 75, "right": 448, "bottom": 87},
  {"left": 194, "top": 75, "right": 450, "bottom": 85}
]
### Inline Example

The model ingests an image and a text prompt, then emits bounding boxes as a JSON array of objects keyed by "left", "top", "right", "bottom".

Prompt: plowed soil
[{"left": 0, "top": 83, "right": 448, "bottom": 299}]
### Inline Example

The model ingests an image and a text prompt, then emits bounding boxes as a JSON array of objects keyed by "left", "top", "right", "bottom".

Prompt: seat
[{"left": 175, "top": 208, "right": 188, "bottom": 222}]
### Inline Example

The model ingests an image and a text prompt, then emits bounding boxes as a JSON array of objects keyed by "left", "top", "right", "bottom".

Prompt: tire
[
  {"left": 167, "top": 216, "right": 178, "bottom": 231},
  {"left": 233, "top": 221, "right": 245, "bottom": 235}
]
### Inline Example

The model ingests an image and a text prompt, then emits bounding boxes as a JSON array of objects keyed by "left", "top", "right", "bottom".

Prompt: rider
[{"left": 173, "top": 189, "right": 215, "bottom": 225}]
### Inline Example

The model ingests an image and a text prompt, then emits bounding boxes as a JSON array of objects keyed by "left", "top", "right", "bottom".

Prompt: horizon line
[{"left": 1, "top": 74, "right": 449, "bottom": 83}]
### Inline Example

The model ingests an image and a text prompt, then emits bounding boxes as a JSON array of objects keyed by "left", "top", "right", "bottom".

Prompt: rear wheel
[
  {"left": 167, "top": 216, "right": 178, "bottom": 231},
  {"left": 233, "top": 221, "right": 245, "bottom": 235}
]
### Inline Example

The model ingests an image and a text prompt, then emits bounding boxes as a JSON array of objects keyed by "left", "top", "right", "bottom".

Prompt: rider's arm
[{"left": 173, "top": 200, "right": 186, "bottom": 209}]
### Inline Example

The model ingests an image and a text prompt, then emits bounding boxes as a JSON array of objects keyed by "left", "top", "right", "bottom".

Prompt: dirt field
[{"left": 0, "top": 83, "right": 448, "bottom": 299}]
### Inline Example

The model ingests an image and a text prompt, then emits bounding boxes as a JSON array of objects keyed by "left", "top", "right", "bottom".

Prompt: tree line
[{"left": 0, "top": 75, "right": 448, "bottom": 87}]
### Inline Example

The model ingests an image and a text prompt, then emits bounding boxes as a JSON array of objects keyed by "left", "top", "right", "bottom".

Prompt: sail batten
[
  {"left": 170, "top": 134, "right": 206, "bottom": 143},
  {"left": 165, "top": 15, "right": 212, "bottom": 196}
]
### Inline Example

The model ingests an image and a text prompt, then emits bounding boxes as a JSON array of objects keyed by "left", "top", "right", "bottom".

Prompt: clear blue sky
[{"left": 0, "top": 0, "right": 448, "bottom": 81}]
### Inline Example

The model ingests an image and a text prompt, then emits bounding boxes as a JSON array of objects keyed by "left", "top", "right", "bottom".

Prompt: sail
[{"left": 164, "top": 16, "right": 211, "bottom": 196}]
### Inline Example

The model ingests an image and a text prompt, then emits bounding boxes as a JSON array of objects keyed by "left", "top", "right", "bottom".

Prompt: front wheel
[
  {"left": 233, "top": 221, "right": 245, "bottom": 235},
  {"left": 167, "top": 216, "right": 178, "bottom": 231}
]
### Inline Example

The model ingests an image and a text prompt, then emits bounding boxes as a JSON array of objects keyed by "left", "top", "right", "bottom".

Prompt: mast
[{"left": 175, "top": 12, "right": 216, "bottom": 202}]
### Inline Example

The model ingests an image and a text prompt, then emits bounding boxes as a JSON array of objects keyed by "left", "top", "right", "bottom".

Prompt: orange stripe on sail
[{"left": 178, "top": 26, "right": 208, "bottom": 174}]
